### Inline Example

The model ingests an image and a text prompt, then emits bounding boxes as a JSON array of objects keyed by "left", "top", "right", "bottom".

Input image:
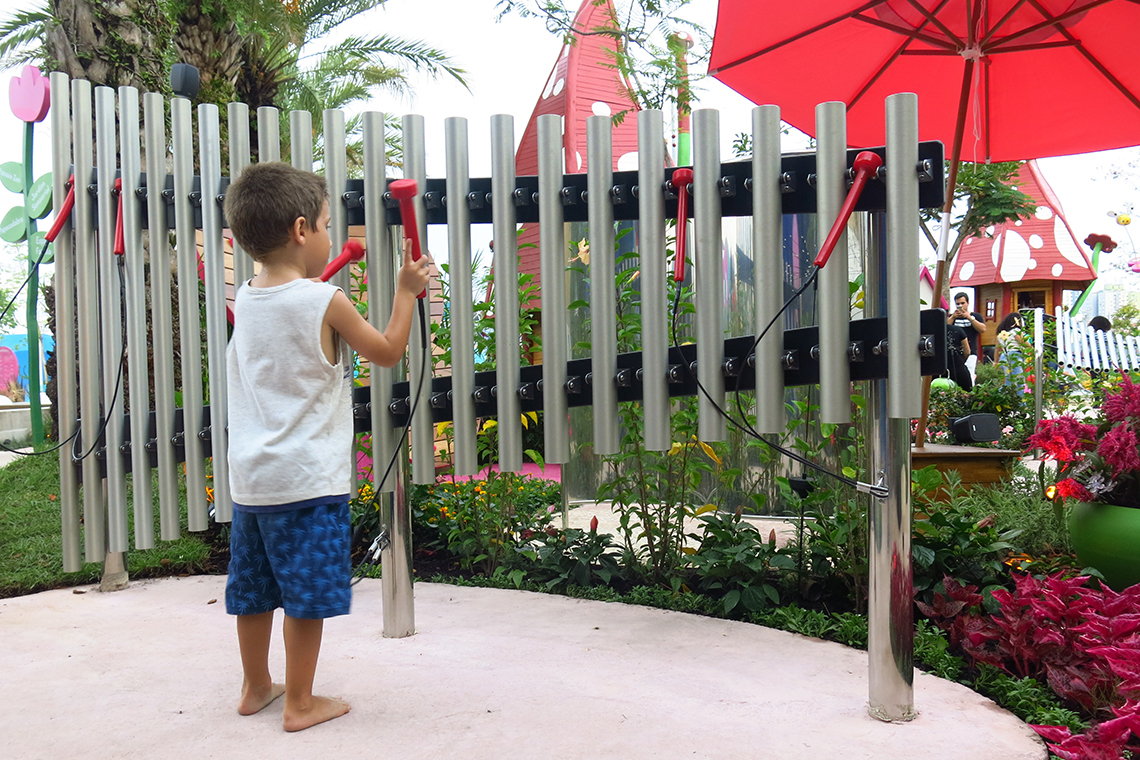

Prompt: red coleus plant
[
  {"left": 918, "top": 572, "right": 1140, "bottom": 760},
  {"left": 1028, "top": 373, "right": 1140, "bottom": 508}
]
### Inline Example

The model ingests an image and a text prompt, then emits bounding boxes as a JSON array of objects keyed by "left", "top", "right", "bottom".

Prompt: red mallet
[
  {"left": 671, "top": 168, "right": 693, "bottom": 282},
  {"left": 813, "top": 151, "right": 883, "bottom": 269},
  {"left": 44, "top": 175, "right": 75, "bottom": 244},
  {"left": 320, "top": 238, "right": 366, "bottom": 282},
  {"left": 388, "top": 178, "right": 427, "bottom": 298}
]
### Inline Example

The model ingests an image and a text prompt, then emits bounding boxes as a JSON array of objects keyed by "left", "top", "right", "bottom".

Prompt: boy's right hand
[{"left": 396, "top": 238, "right": 433, "bottom": 296}]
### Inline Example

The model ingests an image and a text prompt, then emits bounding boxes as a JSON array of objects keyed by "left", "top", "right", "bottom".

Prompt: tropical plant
[
  {"left": 1029, "top": 372, "right": 1140, "bottom": 509},
  {"left": 920, "top": 161, "right": 1038, "bottom": 262}
]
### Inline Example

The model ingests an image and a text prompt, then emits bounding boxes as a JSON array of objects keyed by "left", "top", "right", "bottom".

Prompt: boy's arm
[{"left": 325, "top": 239, "right": 432, "bottom": 368}]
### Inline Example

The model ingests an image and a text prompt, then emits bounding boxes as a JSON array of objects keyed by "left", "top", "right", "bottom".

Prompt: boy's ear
[{"left": 290, "top": 215, "right": 307, "bottom": 245}]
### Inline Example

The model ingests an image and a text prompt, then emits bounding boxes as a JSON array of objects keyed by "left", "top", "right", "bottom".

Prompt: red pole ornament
[{"left": 8, "top": 65, "right": 50, "bottom": 123}]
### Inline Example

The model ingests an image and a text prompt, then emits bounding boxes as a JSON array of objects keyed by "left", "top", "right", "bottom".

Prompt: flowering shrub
[
  {"left": 1029, "top": 372, "right": 1140, "bottom": 508},
  {"left": 926, "top": 375, "right": 1033, "bottom": 449}
]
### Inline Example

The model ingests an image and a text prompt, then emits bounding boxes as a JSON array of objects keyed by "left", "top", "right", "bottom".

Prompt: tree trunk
[{"left": 47, "top": 0, "right": 171, "bottom": 91}]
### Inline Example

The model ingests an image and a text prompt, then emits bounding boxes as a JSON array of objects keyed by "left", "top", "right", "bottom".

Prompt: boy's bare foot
[
  {"left": 238, "top": 682, "right": 286, "bottom": 715},
  {"left": 283, "top": 696, "right": 351, "bottom": 732}
]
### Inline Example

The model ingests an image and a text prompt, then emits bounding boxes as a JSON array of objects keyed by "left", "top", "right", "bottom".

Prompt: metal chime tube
[
  {"left": 290, "top": 110, "right": 313, "bottom": 171},
  {"left": 143, "top": 92, "right": 180, "bottom": 541},
  {"left": 402, "top": 115, "right": 436, "bottom": 484},
  {"left": 228, "top": 103, "right": 252, "bottom": 288},
  {"left": 363, "top": 112, "right": 397, "bottom": 493},
  {"left": 119, "top": 86, "right": 155, "bottom": 547},
  {"left": 868, "top": 91, "right": 920, "bottom": 723},
  {"left": 198, "top": 104, "right": 233, "bottom": 524},
  {"left": 445, "top": 117, "right": 478, "bottom": 475},
  {"left": 638, "top": 109, "right": 669, "bottom": 452},
  {"left": 538, "top": 114, "right": 570, "bottom": 462},
  {"left": 51, "top": 72, "right": 81, "bottom": 571},
  {"left": 171, "top": 97, "right": 208, "bottom": 532},
  {"left": 586, "top": 114, "right": 619, "bottom": 455},
  {"left": 693, "top": 109, "right": 725, "bottom": 442},
  {"left": 72, "top": 79, "right": 103, "bottom": 561},
  {"left": 94, "top": 86, "right": 129, "bottom": 552},
  {"left": 753, "top": 105, "right": 785, "bottom": 434},
  {"left": 816, "top": 101, "right": 850, "bottom": 425},
  {"left": 257, "top": 106, "right": 280, "bottom": 163},
  {"left": 490, "top": 114, "right": 523, "bottom": 470}
]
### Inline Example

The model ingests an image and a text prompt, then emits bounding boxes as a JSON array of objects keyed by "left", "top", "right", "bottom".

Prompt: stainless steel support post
[
  {"left": 637, "top": 110, "right": 669, "bottom": 452},
  {"left": 816, "top": 102, "right": 850, "bottom": 425},
  {"left": 1034, "top": 308, "right": 1044, "bottom": 430},
  {"left": 490, "top": 114, "right": 523, "bottom": 470},
  {"left": 51, "top": 72, "right": 81, "bottom": 572},
  {"left": 868, "top": 92, "right": 921, "bottom": 722},
  {"left": 693, "top": 109, "right": 725, "bottom": 442},
  {"left": 446, "top": 117, "right": 478, "bottom": 475},
  {"left": 381, "top": 454, "right": 414, "bottom": 637},
  {"left": 586, "top": 114, "right": 619, "bottom": 455}
]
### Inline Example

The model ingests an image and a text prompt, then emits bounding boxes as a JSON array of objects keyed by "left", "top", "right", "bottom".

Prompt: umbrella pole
[{"left": 915, "top": 58, "right": 974, "bottom": 448}]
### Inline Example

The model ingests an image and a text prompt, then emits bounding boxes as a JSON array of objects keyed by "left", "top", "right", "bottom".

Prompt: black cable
[
  {"left": 1, "top": 256, "right": 127, "bottom": 460},
  {"left": 668, "top": 265, "right": 873, "bottom": 495},
  {"left": 352, "top": 298, "right": 431, "bottom": 583}
]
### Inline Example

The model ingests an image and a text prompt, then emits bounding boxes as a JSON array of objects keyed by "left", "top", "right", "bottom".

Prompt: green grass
[{"left": 0, "top": 450, "right": 217, "bottom": 598}]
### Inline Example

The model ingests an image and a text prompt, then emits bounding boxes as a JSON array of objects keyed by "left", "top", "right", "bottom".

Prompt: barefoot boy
[{"left": 222, "top": 162, "right": 432, "bottom": 731}]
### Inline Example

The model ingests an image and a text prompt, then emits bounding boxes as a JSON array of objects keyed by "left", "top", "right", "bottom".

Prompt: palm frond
[
  {"left": 0, "top": 3, "right": 50, "bottom": 70},
  {"left": 300, "top": 34, "right": 467, "bottom": 88}
]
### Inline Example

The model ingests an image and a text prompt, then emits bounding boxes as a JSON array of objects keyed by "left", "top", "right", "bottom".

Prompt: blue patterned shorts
[{"left": 225, "top": 500, "right": 352, "bottom": 619}]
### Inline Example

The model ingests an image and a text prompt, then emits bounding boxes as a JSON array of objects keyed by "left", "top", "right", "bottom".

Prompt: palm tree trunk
[{"left": 47, "top": 0, "right": 170, "bottom": 91}]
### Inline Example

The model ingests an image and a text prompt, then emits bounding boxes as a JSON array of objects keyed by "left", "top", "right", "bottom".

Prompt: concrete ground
[{"left": 1, "top": 576, "right": 1046, "bottom": 760}]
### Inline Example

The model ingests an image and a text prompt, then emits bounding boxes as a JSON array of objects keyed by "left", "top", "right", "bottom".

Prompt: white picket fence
[{"left": 1054, "top": 307, "right": 1139, "bottom": 371}]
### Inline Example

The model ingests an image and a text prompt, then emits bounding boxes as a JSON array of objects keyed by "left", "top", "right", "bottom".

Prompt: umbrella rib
[
  {"left": 849, "top": 0, "right": 951, "bottom": 109},
  {"left": 986, "top": 0, "right": 1116, "bottom": 49},
  {"left": 1024, "top": 0, "right": 1140, "bottom": 112},
  {"left": 988, "top": 40, "right": 1078, "bottom": 53},
  {"left": 902, "top": 0, "right": 965, "bottom": 48},
  {"left": 708, "top": 0, "right": 887, "bottom": 75},
  {"left": 979, "top": 0, "right": 1032, "bottom": 48},
  {"left": 852, "top": 14, "right": 958, "bottom": 50}
]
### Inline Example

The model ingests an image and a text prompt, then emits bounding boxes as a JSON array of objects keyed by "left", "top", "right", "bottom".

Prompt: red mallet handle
[
  {"left": 113, "top": 177, "right": 126, "bottom": 256},
  {"left": 44, "top": 175, "right": 75, "bottom": 244},
  {"left": 671, "top": 168, "right": 693, "bottom": 283},
  {"left": 813, "top": 151, "right": 884, "bottom": 269},
  {"left": 320, "top": 238, "right": 365, "bottom": 282},
  {"left": 388, "top": 178, "right": 427, "bottom": 298}
]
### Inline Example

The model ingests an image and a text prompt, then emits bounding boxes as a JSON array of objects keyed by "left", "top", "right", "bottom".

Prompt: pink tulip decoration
[{"left": 9, "top": 65, "right": 49, "bottom": 123}]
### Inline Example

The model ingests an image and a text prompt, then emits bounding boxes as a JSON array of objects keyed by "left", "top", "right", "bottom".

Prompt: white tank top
[{"left": 226, "top": 278, "right": 353, "bottom": 507}]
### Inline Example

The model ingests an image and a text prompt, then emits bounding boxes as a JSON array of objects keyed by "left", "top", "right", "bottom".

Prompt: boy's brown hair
[{"left": 224, "top": 162, "right": 328, "bottom": 262}]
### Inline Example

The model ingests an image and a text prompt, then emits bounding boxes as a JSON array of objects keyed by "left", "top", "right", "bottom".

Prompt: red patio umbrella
[{"left": 708, "top": 0, "right": 1140, "bottom": 442}]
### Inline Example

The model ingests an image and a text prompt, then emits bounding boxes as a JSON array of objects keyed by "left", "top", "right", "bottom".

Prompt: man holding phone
[{"left": 949, "top": 291, "right": 985, "bottom": 358}]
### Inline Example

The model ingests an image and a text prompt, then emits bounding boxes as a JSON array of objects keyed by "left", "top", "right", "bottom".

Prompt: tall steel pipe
[
  {"left": 171, "top": 97, "right": 208, "bottom": 532},
  {"left": 637, "top": 109, "right": 669, "bottom": 452},
  {"left": 402, "top": 115, "right": 437, "bottom": 484},
  {"left": 586, "top": 114, "right": 619, "bottom": 455},
  {"left": 490, "top": 114, "right": 523, "bottom": 470},
  {"left": 143, "top": 92, "right": 180, "bottom": 541},
  {"left": 119, "top": 86, "right": 155, "bottom": 546},
  {"left": 198, "top": 103, "right": 233, "bottom": 524},
  {"left": 816, "top": 101, "right": 850, "bottom": 425},
  {"left": 51, "top": 72, "right": 81, "bottom": 571},
  {"left": 752, "top": 105, "right": 785, "bottom": 435},
  {"left": 692, "top": 109, "right": 725, "bottom": 442},
  {"left": 445, "top": 117, "right": 478, "bottom": 475},
  {"left": 94, "top": 86, "right": 129, "bottom": 552},
  {"left": 71, "top": 79, "right": 104, "bottom": 562},
  {"left": 363, "top": 112, "right": 397, "bottom": 493},
  {"left": 538, "top": 114, "right": 570, "bottom": 462},
  {"left": 867, "top": 91, "right": 921, "bottom": 722},
  {"left": 256, "top": 106, "right": 280, "bottom": 163},
  {"left": 228, "top": 103, "right": 253, "bottom": 287}
]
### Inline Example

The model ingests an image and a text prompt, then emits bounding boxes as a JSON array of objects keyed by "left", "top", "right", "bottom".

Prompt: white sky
[{"left": 2, "top": 0, "right": 1139, "bottom": 304}]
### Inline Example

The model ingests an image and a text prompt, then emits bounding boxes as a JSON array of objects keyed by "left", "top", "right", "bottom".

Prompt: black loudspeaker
[
  {"left": 949, "top": 413, "right": 1002, "bottom": 443},
  {"left": 171, "top": 63, "right": 200, "bottom": 99}
]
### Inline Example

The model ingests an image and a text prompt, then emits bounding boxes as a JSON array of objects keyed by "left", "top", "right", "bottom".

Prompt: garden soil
[{"left": 0, "top": 576, "right": 1046, "bottom": 760}]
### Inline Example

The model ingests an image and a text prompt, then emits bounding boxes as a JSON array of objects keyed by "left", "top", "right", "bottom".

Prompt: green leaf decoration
[
  {"left": 0, "top": 206, "right": 27, "bottom": 243},
  {"left": 0, "top": 162, "right": 23, "bottom": 193},
  {"left": 28, "top": 231, "right": 51, "bottom": 264},
  {"left": 27, "top": 173, "right": 52, "bottom": 219}
]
